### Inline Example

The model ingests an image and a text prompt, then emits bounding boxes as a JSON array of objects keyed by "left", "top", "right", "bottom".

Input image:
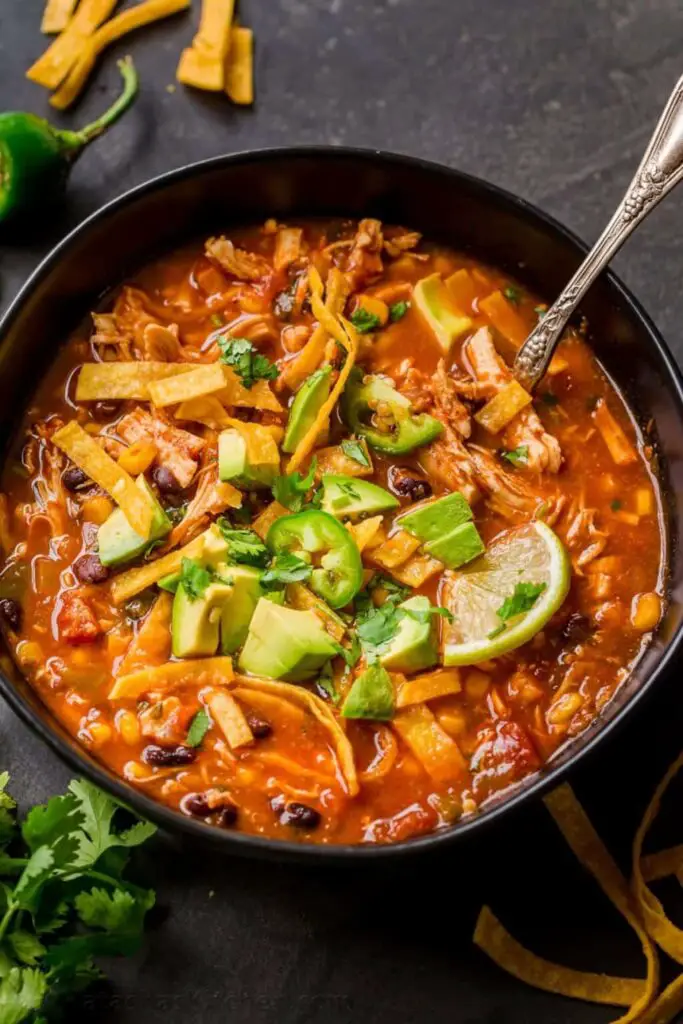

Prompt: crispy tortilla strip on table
[
  {"left": 41, "top": 0, "right": 79, "bottom": 34},
  {"left": 76, "top": 361, "right": 193, "bottom": 401},
  {"left": 392, "top": 703, "right": 468, "bottom": 782},
  {"left": 473, "top": 906, "right": 645, "bottom": 1008},
  {"left": 110, "top": 656, "right": 234, "bottom": 700},
  {"left": 252, "top": 501, "right": 288, "bottom": 541},
  {"left": 220, "top": 366, "right": 284, "bottom": 413},
  {"left": 349, "top": 515, "right": 384, "bottom": 554},
  {"left": 638, "top": 974, "right": 683, "bottom": 1024},
  {"left": 396, "top": 668, "right": 461, "bottom": 708},
  {"left": 147, "top": 362, "right": 228, "bottom": 407},
  {"left": 592, "top": 399, "right": 638, "bottom": 467},
  {"left": 544, "top": 782, "right": 659, "bottom": 1022},
  {"left": 116, "top": 592, "right": 172, "bottom": 676},
  {"left": 177, "top": 0, "right": 234, "bottom": 92},
  {"left": 28, "top": 0, "right": 117, "bottom": 88},
  {"left": 204, "top": 688, "right": 253, "bottom": 748},
  {"left": 279, "top": 267, "right": 347, "bottom": 391},
  {"left": 52, "top": 421, "right": 154, "bottom": 537},
  {"left": 110, "top": 528, "right": 210, "bottom": 605},
  {"left": 225, "top": 26, "right": 254, "bottom": 105},
  {"left": 232, "top": 674, "right": 358, "bottom": 796},
  {"left": 641, "top": 845, "right": 683, "bottom": 883},
  {"left": 49, "top": 0, "right": 192, "bottom": 110},
  {"left": 175, "top": 395, "right": 232, "bottom": 428},
  {"left": 474, "top": 380, "right": 533, "bottom": 434}
]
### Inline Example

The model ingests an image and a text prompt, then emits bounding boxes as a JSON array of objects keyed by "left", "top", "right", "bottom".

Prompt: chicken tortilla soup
[{"left": 0, "top": 219, "right": 664, "bottom": 845}]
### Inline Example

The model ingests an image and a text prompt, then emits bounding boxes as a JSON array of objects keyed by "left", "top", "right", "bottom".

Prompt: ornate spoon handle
[{"left": 514, "top": 73, "right": 683, "bottom": 392}]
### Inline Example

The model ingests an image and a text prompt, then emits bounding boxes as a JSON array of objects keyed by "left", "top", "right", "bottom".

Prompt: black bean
[
  {"left": 282, "top": 802, "right": 321, "bottom": 830},
  {"left": 62, "top": 466, "right": 90, "bottom": 492},
  {"left": 180, "top": 792, "right": 213, "bottom": 818},
  {"left": 560, "top": 612, "right": 592, "bottom": 648},
  {"left": 73, "top": 553, "right": 109, "bottom": 585},
  {"left": 152, "top": 465, "right": 182, "bottom": 496},
  {"left": 92, "top": 400, "right": 121, "bottom": 420},
  {"left": 247, "top": 713, "right": 273, "bottom": 739},
  {"left": 389, "top": 466, "right": 432, "bottom": 501},
  {"left": 0, "top": 599, "right": 22, "bottom": 632},
  {"left": 216, "top": 804, "right": 239, "bottom": 828},
  {"left": 142, "top": 744, "right": 196, "bottom": 768}
]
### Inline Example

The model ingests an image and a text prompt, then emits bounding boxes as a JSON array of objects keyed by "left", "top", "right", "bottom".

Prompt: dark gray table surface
[{"left": 2, "top": 1, "right": 683, "bottom": 1021}]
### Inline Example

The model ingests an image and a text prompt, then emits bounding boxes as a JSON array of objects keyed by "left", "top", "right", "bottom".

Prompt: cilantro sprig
[
  {"left": 389, "top": 300, "right": 410, "bottom": 322},
  {"left": 178, "top": 558, "right": 231, "bottom": 601},
  {"left": 216, "top": 520, "right": 270, "bottom": 568},
  {"left": 340, "top": 439, "right": 370, "bottom": 468},
  {"left": 501, "top": 445, "right": 529, "bottom": 468},
  {"left": 261, "top": 552, "right": 312, "bottom": 591},
  {"left": 487, "top": 581, "right": 547, "bottom": 639},
  {"left": 217, "top": 337, "right": 279, "bottom": 390},
  {"left": 271, "top": 458, "right": 319, "bottom": 513},
  {"left": 350, "top": 308, "right": 381, "bottom": 334}
]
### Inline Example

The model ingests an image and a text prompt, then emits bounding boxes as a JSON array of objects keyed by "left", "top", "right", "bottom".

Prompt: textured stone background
[{"left": 1, "top": 2, "right": 683, "bottom": 1021}]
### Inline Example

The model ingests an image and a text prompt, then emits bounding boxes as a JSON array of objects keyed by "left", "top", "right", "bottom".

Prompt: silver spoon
[{"left": 513, "top": 73, "right": 683, "bottom": 392}]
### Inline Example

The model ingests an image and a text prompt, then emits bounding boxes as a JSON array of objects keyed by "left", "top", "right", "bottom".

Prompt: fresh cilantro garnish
[
  {"left": 350, "top": 308, "right": 381, "bottom": 334},
  {"left": 403, "top": 604, "right": 453, "bottom": 626},
  {"left": 217, "top": 520, "right": 269, "bottom": 567},
  {"left": 332, "top": 636, "right": 362, "bottom": 669},
  {"left": 503, "top": 285, "right": 522, "bottom": 304},
  {"left": 356, "top": 601, "right": 403, "bottom": 657},
  {"left": 0, "top": 774, "right": 156, "bottom": 1022},
  {"left": 317, "top": 663, "right": 340, "bottom": 703},
  {"left": 178, "top": 558, "right": 214, "bottom": 601},
  {"left": 331, "top": 480, "right": 361, "bottom": 510},
  {"left": 389, "top": 300, "right": 410, "bottom": 322},
  {"left": 210, "top": 313, "right": 225, "bottom": 327},
  {"left": 261, "top": 552, "right": 312, "bottom": 591},
  {"left": 341, "top": 439, "right": 370, "bottom": 467},
  {"left": 368, "top": 574, "right": 411, "bottom": 604},
  {"left": 610, "top": 499, "right": 623, "bottom": 511},
  {"left": 487, "top": 623, "right": 507, "bottom": 640},
  {"left": 534, "top": 305, "right": 546, "bottom": 319},
  {"left": 501, "top": 445, "right": 529, "bottom": 468},
  {"left": 272, "top": 458, "right": 318, "bottom": 512},
  {"left": 540, "top": 392, "right": 559, "bottom": 407},
  {"left": 487, "top": 581, "right": 547, "bottom": 639},
  {"left": 186, "top": 708, "right": 211, "bottom": 747},
  {"left": 217, "top": 336, "right": 279, "bottom": 390}
]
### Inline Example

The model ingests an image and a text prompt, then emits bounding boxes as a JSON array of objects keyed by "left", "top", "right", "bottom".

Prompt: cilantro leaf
[
  {"left": 495, "top": 582, "right": 547, "bottom": 628},
  {"left": 21, "top": 793, "right": 80, "bottom": 854},
  {"left": 501, "top": 445, "right": 529, "bottom": 468},
  {"left": 75, "top": 886, "right": 154, "bottom": 934},
  {"left": 186, "top": 708, "right": 211, "bottom": 748},
  {"left": 13, "top": 848, "right": 55, "bottom": 912},
  {"left": 217, "top": 521, "right": 269, "bottom": 567},
  {"left": 356, "top": 602, "right": 403, "bottom": 657},
  {"left": 7, "top": 932, "right": 46, "bottom": 967},
  {"left": 503, "top": 285, "right": 522, "bottom": 304},
  {"left": 340, "top": 439, "right": 370, "bottom": 467},
  {"left": 368, "top": 574, "right": 411, "bottom": 604},
  {"left": 217, "top": 336, "right": 278, "bottom": 390},
  {"left": 389, "top": 300, "right": 410, "bottom": 322},
  {"left": 403, "top": 604, "right": 453, "bottom": 626},
  {"left": 350, "top": 308, "right": 381, "bottom": 334},
  {"left": 261, "top": 552, "right": 312, "bottom": 591},
  {"left": 272, "top": 458, "right": 317, "bottom": 512},
  {"left": 0, "top": 967, "right": 46, "bottom": 1024},
  {"left": 178, "top": 558, "right": 214, "bottom": 602},
  {"left": 0, "top": 773, "right": 17, "bottom": 849},
  {"left": 317, "top": 663, "right": 340, "bottom": 703}
]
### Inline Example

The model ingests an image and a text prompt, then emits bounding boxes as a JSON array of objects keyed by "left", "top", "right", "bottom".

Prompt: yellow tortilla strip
[
  {"left": 147, "top": 362, "right": 227, "bottom": 408},
  {"left": 52, "top": 422, "right": 154, "bottom": 538},
  {"left": 177, "top": 0, "right": 234, "bottom": 92},
  {"left": 474, "top": 380, "right": 533, "bottom": 434},
  {"left": 279, "top": 267, "right": 347, "bottom": 390},
  {"left": 41, "top": 0, "right": 79, "bottom": 34},
  {"left": 392, "top": 703, "right": 468, "bottom": 782},
  {"left": 220, "top": 366, "right": 284, "bottom": 413},
  {"left": 49, "top": 0, "right": 192, "bottom": 109},
  {"left": 28, "top": 0, "right": 117, "bottom": 88},
  {"left": 225, "top": 26, "right": 253, "bottom": 105},
  {"left": 349, "top": 515, "right": 384, "bottom": 554},
  {"left": 116, "top": 592, "right": 172, "bottom": 677},
  {"left": 252, "top": 500, "right": 288, "bottom": 540},
  {"left": 77, "top": 361, "right": 193, "bottom": 401},
  {"left": 544, "top": 783, "right": 659, "bottom": 1022},
  {"left": 388, "top": 553, "right": 442, "bottom": 588},
  {"left": 638, "top": 974, "right": 683, "bottom": 1024},
  {"left": 110, "top": 656, "right": 234, "bottom": 700},
  {"left": 641, "top": 845, "right": 683, "bottom": 883},
  {"left": 224, "top": 418, "right": 280, "bottom": 466},
  {"left": 204, "top": 688, "right": 253, "bottom": 748},
  {"left": 175, "top": 395, "right": 232, "bottom": 429},
  {"left": 396, "top": 668, "right": 461, "bottom": 708},
  {"left": 232, "top": 674, "right": 358, "bottom": 796},
  {"left": 473, "top": 906, "right": 645, "bottom": 1008},
  {"left": 369, "top": 530, "right": 421, "bottom": 570},
  {"left": 110, "top": 529, "right": 209, "bottom": 605},
  {"left": 315, "top": 440, "right": 373, "bottom": 478}
]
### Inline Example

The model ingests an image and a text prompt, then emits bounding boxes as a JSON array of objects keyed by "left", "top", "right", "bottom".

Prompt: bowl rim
[{"left": 2, "top": 144, "right": 683, "bottom": 861}]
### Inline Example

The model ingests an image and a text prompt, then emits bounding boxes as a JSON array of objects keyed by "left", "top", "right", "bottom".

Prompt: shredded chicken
[
  {"left": 564, "top": 507, "right": 607, "bottom": 570},
  {"left": 166, "top": 465, "right": 237, "bottom": 548},
  {"left": 57, "top": 591, "right": 102, "bottom": 644},
  {"left": 139, "top": 697, "right": 189, "bottom": 743},
  {"left": 383, "top": 230, "right": 422, "bottom": 258},
  {"left": 142, "top": 322, "right": 182, "bottom": 362},
  {"left": 117, "top": 409, "right": 204, "bottom": 489},
  {"left": 465, "top": 327, "right": 562, "bottom": 474},
  {"left": 205, "top": 236, "right": 272, "bottom": 282},
  {"left": 468, "top": 444, "right": 544, "bottom": 518},
  {"left": 90, "top": 313, "right": 135, "bottom": 361},
  {"left": 418, "top": 432, "right": 480, "bottom": 505},
  {"left": 343, "top": 219, "right": 385, "bottom": 291},
  {"left": 402, "top": 360, "right": 473, "bottom": 439}
]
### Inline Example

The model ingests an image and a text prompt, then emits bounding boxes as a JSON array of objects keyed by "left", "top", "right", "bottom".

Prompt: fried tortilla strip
[
  {"left": 175, "top": 396, "right": 232, "bottom": 429},
  {"left": 474, "top": 380, "right": 533, "bottom": 434},
  {"left": 41, "top": 0, "right": 79, "bottom": 34},
  {"left": 177, "top": 0, "right": 235, "bottom": 92},
  {"left": 388, "top": 553, "right": 442, "bottom": 588},
  {"left": 116, "top": 592, "right": 172, "bottom": 676},
  {"left": 225, "top": 26, "right": 254, "bottom": 105},
  {"left": 77, "top": 361, "right": 193, "bottom": 401},
  {"left": 395, "top": 668, "right": 461, "bottom": 708},
  {"left": 473, "top": 907, "right": 645, "bottom": 1008},
  {"left": 279, "top": 267, "right": 347, "bottom": 391},
  {"left": 593, "top": 398, "right": 638, "bottom": 467},
  {"left": 28, "top": 0, "right": 117, "bottom": 88},
  {"left": 204, "top": 688, "right": 253, "bottom": 749},
  {"left": 224, "top": 418, "right": 280, "bottom": 466},
  {"left": 392, "top": 703, "right": 468, "bottom": 782},
  {"left": 52, "top": 421, "right": 154, "bottom": 537},
  {"left": 49, "top": 0, "right": 192, "bottom": 109},
  {"left": 252, "top": 500, "right": 288, "bottom": 540},
  {"left": 349, "top": 515, "right": 384, "bottom": 554},
  {"left": 110, "top": 656, "right": 234, "bottom": 700},
  {"left": 110, "top": 528, "right": 210, "bottom": 605},
  {"left": 219, "top": 366, "right": 284, "bottom": 413},
  {"left": 285, "top": 583, "right": 346, "bottom": 642},
  {"left": 641, "top": 844, "right": 683, "bottom": 883},
  {"left": 147, "top": 362, "right": 227, "bottom": 408}
]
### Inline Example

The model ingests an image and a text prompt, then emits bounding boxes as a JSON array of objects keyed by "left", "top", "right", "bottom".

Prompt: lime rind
[{"left": 442, "top": 521, "right": 571, "bottom": 666}]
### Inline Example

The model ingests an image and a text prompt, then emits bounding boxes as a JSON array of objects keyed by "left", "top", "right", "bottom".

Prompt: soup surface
[{"left": 0, "top": 219, "right": 664, "bottom": 845}]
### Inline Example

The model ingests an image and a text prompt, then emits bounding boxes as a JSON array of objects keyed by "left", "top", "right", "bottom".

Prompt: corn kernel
[
  {"left": 116, "top": 709, "right": 141, "bottom": 746},
  {"left": 631, "top": 592, "right": 662, "bottom": 631},
  {"left": 86, "top": 721, "right": 112, "bottom": 749},
  {"left": 464, "top": 670, "right": 490, "bottom": 700},
  {"left": 82, "top": 495, "right": 114, "bottom": 525},
  {"left": 355, "top": 294, "right": 389, "bottom": 326},
  {"left": 70, "top": 647, "right": 92, "bottom": 667},
  {"left": 84, "top": 423, "right": 102, "bottom": 435},
  {"left": 16, "top": 641, "right": 43, "bottom": 667},
  {"left": 117, "top": 441, "right": 157, "bottom": 475},
  {"left": 636, "top": 488, "right": 655, "bottom": 516},
  {"left": 547, "top": 692, "right": 582, "bottom": 725},
  {"left": 124, "top": 760, "right": 151, "bottom": 781}
]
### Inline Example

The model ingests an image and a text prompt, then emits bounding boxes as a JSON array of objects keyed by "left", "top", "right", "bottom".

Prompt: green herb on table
[{"left": 217, "top": 337, "right": 279, "bottom": 390}]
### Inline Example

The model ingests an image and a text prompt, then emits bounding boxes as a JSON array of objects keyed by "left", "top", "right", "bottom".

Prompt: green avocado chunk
[
  {"left": 341, "top": 663, "right": 395, "bottom": 720},
  {"left": 424, "top": 521, "right": 485, "bottom": 569},
  {"left": 321, "top": 474, "right": 399, "bottom": 518},
  {"left": 379, "top": 595, "right": 438, "bottom": 674},
  {"left": 400, "top": 492, "right": 473, "bottom": 542},
  {"left": 238, "top": 598, "right": 338, "bottom": 681},
  {"left": 413, "top": 273, "right": 473, "bottom": 353},
  {"left": 218, "top": 428, "right": 277, "bottom": 489},
  {"left": 98, "top": 475, "right": 171, "bottom": 568},
  {"left": 172, "top": 578, "right": 234, "bottom": 658},
  {"left": 282, "top": 366, "right": 332, "bottom": 453},
  {"left": 156, "top": 524, "right": 230, "bottom": 593},
  {"left": 220, "top": 565, "right": 264, "bottom": 654}
]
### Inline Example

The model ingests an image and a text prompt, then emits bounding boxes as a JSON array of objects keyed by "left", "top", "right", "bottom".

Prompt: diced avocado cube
[
  {"left": 424, "top": 521, "right": 485, "bottom": 569},
  {"left": 158, "top": 525, "right": 230, "bottom": 595},
  {"left": 321, "top": 475, "right": 399, "bottom": 518},
  {"left": 413, "top": 273, "right": 473, "bottom": 353},
  {"left": 172, "top": 579, "right": 234, "bottom": 659},
  {"left": 282, "top": 366, "right": 332, "bottom": 453},
  {"left": 218, "top": 428, "right": 277, "bottom": 489},
  {"left": 379, "top": 595, "right": 438, "bottom": 674},
  {"left": 98, "top": 475, "right": 171, "bottom": 568},
  {"left": 219, "top": 565, "right": 264, "bottom": 654},
  {"left": 238, "top": 599, "right": 338, "bottom": 682},
  {"left": 400, "top": 492, "right": 472, "bottom": 542},
  {"left": 342, "top": 663, "right": 395, "bottom": 720}
]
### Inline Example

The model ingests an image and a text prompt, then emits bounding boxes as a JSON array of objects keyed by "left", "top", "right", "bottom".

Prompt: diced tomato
[
  {"left": 57, "top": 592, "right": 102, "bottom": 645},
  {"left": 470, "top": 721, "right": 541, "bottom": 802}
]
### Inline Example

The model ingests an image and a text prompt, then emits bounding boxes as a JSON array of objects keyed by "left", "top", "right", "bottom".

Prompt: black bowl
[{"left": 1, "top": 147, "right": 681, "bottom": 861}]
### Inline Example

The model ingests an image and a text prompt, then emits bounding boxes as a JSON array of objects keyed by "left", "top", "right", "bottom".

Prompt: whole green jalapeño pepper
[
  {"left": 267, "top": 510, "right": 363, "bottom": 609},
  {"left": 341, "top": 368, "right": 443, "bottom": 455},
  {"left": 0, "top": 57, "right": 138, "bottom": 225}
]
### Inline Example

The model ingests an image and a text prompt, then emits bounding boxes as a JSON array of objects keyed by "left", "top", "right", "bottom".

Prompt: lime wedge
[{"left": 442, "top": 521, "right": 570, "bottom": 666}]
